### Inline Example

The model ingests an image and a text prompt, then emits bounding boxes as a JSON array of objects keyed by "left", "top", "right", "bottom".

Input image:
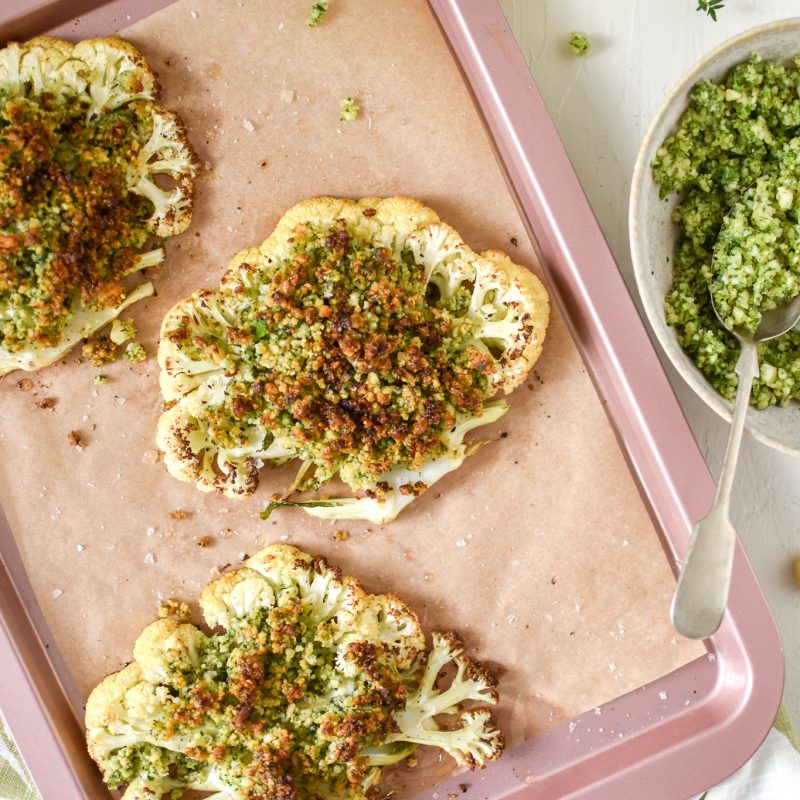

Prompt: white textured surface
[{"left": 500, "top": 0, "right": 800, "bottom": 734}]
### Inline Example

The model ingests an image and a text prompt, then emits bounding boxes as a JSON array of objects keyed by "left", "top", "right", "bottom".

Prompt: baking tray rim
[{"left": 0, "top": 1, "right": 785, "bottom": 798}]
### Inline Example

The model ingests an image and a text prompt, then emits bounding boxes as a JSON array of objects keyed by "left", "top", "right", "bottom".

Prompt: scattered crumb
[
  {"left": 280, "top": 88, "right": 296, "bottom": 104},
  {"left": 36, "top": 397, "right": 57, "bottom": 410},
  {"left": 142, "top": 449, "right": 160, "bottom": 464},
  {"left": 197, "top": 535, "right": 211, "bottom": 548},
  {"left": 82, "top": 336, "right": 117, "bottom": 366},
  {"left": 238, "top": 551, "right": 249, "bottom": 561},
  {"left": 333, "top": 530, "right": 350, "bottom": 541},
  {"left": 16, "top": 379, "right": 33, "bottom": 391},
  {"left": 339, "top": 96, "right": 360, "bottom": 121},
  {"left": 568, "top": 31, "right": 591, "bottom": 57},
  {"left": 169, "top": 509, "right": 189, "bottom": 521},
  {"left": 158, "top": 597, "right": 191, "bottom": 622},
  {"left": 307, "top": 0, "right": 329, "bottom": 27},
  {"left": 210, "top": 562, "right": 232, "bottom": 577},
  {"left": 115, "top": 396, "right": 127, "bottom": 405},
  {"left": 67, "top": 430, "right": 84, "bottom": 448},
  {"left": 219, "top": 528, "right": 236, "bottom": 538},
  {"left": 122, "top": 342, "right": 146, "bottom": 363}
]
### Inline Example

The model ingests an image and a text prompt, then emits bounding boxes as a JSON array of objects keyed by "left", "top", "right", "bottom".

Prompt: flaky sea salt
[
  {"left": 455, "top": 538, "right": 467, "bottom": 548},
  {"left": 280, "top": 89, "right": 295, "bottom": 103},
  {"left": 242, "top": 118, "right": 255, "bottom": 131},
  {"left": 144, "top": 552, "right": 155, "bottom": 564},
  {"left": 52, "top": 589, "right": 63, "bottom": 599},
  {"left": 659, "top": 691, "right": 668, "bottom": 701}
]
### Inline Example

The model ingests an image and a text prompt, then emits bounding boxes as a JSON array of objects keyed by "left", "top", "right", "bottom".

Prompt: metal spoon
[{"left": 670, "top": 290, "right": 800, "bottom": 639}]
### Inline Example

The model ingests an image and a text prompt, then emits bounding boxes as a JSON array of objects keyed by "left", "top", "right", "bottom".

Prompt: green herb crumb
[
  {"left": 308, "top": 1, "right": 329, "bottom": 27},
  {"left": 653, "top": 54, "right": 800, "bottom": 409},
  {"left": 94, "top": 374, "right": 108, "bottom": 385},
  {"left": 568, "top": 32, "right": 591, "bottom": 57},
  {"left": 122, "top": 342, "right": 146, "bottom": 363},
  {"left": 339, "top": 97, "right": 360, "bottom": 122}
]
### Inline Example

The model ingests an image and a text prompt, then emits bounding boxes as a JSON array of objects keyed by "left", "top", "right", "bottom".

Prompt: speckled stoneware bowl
[{"left": 630, "top": 18, "right": 800, "bottom": 455}]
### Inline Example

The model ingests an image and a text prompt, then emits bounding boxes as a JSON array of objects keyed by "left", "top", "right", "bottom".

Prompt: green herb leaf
[
  {"left": 696, "top": 0, "right": 724, "bottom": 21},
  {"left": 253, "top": 319, "right": 267, "bottom": 339}
]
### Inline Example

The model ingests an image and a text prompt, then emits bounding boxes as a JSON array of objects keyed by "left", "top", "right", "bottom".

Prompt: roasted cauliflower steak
[
  {"left": 0, "top": 36, "right": 198, "bottom": 375},
  {"left": 85, "top": 543, "right": 504, "bottom": 800},
  {"left": 157, "top": 197, "right": 548, "bottom": 522}
]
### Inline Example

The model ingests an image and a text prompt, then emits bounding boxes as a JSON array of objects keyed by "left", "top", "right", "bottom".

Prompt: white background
[{"left": 500, "top": 0, "right": 800, "bottom": 734}]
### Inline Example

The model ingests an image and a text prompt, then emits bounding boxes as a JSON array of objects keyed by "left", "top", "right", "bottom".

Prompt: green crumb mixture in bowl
[{"left": 653, "top": 54, "right": 800, "bottom": 409}]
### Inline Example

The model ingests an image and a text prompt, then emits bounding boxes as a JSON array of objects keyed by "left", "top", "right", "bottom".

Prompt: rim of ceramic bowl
[{"left": 629, "top": 16, "right": 800, "bottom": 457}]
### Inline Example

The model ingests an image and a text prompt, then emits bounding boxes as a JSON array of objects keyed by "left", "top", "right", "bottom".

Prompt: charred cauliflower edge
[
  {"left": 0, "top": 36, "right": 198, "bottom": 375},
  {"left": 157, "top": 196, "right": 549, "bottom": 523},
  {"left": 85, "top": 543, "right": 505, "bottom": 800}
]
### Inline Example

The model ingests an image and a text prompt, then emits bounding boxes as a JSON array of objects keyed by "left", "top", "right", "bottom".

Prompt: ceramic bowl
[{"left": 629, "top": 18, "right": 800, "bottom": 455}]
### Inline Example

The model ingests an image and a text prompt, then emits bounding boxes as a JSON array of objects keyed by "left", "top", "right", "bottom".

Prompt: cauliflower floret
[
  {"left": 128, "top": 107, "right": 198, "bottom": 237},
  {"left": 157, "top": 197, "right": 549, "bottom": 521},
  {"left": 86, "top": 544, "right": 502, "bottom": 798}
]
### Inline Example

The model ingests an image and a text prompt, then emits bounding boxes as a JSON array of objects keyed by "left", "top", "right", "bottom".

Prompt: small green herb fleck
[
  {"left": 696, "top": 0, "right": 724, "bottom": 21},
  {"left": 308, "top": 1, "right": 329, "bottom": 27},
  {"left": 568, "top": 31, "right": 591, "bottom": 57},
  {"left": 253, "top": 319, "right": 267, "bottom": 339},
  {"left": 94, "top": 374, "right": 108, "bottom": 385},
  {"left": 339, "top": 97, "right": 360, "bottom": 122}
]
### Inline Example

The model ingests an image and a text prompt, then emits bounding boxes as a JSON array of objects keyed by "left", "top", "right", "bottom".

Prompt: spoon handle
[
  {"left": 670, "top": 340, "right": 758, "bottom": 639},
  {"left": 715, "top": 340, "right": 759, "bottom": 509}
]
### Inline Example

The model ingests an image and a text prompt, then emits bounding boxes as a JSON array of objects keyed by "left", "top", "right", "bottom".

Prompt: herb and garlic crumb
[
  {"left": 568, "top": 32, "right": 591, "bottom": 57},
  {"left": 653, "top": 54, "right": 800, "bottom": 408},
  {"left": 308, "top": 0, "right": 329, "bottom": 27},
  {"left": 122, "top": 342, "right": 146, "bottom": 363},
  {"left": 338, "top": 96, "right": 360, "bottom": 121},
  {"left": 83, "top": 337, "right": 117, "bottom": 366}
]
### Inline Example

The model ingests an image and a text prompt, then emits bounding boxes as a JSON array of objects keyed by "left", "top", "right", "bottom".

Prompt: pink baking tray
[{"left": 0, "top": 1, "right": 784, "bottom": 799}]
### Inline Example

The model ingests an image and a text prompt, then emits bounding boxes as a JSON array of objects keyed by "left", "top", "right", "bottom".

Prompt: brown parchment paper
[{"left": 0, "top": 0, "right": 703, "bottom": 792}]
